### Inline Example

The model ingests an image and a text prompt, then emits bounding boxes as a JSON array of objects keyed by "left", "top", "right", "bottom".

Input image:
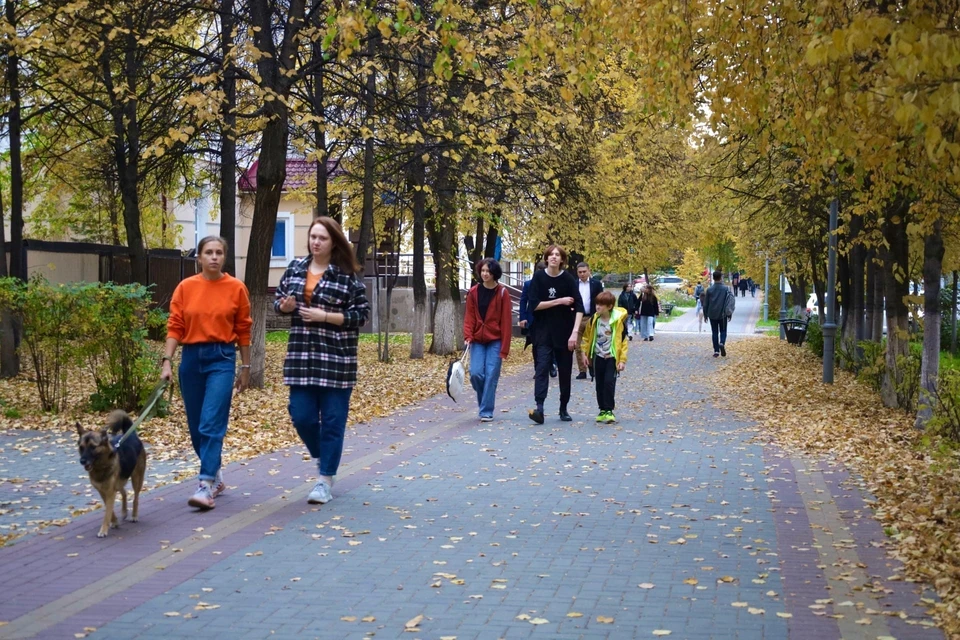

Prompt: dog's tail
[{"left": 106, "top": 410, "right": 134, "bottom": 434}]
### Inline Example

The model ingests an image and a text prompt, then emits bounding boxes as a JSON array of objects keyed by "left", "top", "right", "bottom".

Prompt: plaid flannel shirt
[{"left": 274, "top": 257, "right": 370, "bottom": 389}]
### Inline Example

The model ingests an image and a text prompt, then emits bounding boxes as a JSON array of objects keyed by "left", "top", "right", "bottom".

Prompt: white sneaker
[
  {"left": 188, "top": 481, "right": 215, "bottom": 510},
  {"left": 308, "top": 479, "right": 333, "bottom": 504}
]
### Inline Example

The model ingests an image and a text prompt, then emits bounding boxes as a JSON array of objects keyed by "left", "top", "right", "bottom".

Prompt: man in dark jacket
[
  {"left": 702, "top": 270, "right": 732, "bottom": 358},
  {"left": 575, "top": 263, "right": 604, "bottom": 380}
]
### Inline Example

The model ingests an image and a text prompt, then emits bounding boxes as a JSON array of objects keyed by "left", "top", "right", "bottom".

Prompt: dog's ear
[{"left": 75, "top": 422, "right": 84, "bottom": 438}]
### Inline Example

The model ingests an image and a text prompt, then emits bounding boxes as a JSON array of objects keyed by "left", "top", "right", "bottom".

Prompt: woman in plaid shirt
[{"left": 275, "top": 217, "right": 370, "bottom": 505}]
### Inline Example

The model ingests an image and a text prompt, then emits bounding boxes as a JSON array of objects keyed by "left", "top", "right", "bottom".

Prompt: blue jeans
[
  {"left": 289, "top": 386, "right": 353, "bottom": 476},
  {"left": 470, "top": 341, "right": 502, "bottom": 418},
  {"left": 640, "top": 316, "right": 655, "bottom": 339},
  {"left": 179, "top": 343, "right": 236, "bottom": 482}
]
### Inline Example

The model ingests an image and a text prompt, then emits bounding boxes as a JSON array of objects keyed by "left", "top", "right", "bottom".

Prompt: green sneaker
[
  {"left": 596, "top": 412, "right": 606, "bottom": 423},
  {"left": 604, "top": 412, "right": 617, "bottom": 424}
]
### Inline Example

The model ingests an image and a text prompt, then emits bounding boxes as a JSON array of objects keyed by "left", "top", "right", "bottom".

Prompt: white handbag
[{"left": 446, "top": 349, "right": 468, "bottom": 402}]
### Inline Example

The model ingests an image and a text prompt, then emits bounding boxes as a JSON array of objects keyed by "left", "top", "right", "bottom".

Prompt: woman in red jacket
[{"left": 463, "top": 258, "right": 512, "bottom": 422}]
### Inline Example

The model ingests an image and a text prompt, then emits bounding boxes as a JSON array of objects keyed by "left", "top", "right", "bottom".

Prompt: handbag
[{"left": 446, "top": 348, "right": 469, "bottom": 402}]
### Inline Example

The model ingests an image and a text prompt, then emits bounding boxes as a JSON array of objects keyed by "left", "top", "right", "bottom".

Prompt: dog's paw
[
  {"left": 129, "top": 516, "right": 139, "bottom": 523},
  {"left": 97, "top": 530, "right": 108, "bottom": 538},
  {"left": 110, "top": 520, "right": 119, "bottom": 529}
]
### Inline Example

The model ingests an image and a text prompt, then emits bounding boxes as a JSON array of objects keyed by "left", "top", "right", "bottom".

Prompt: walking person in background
[
  {"left": 639, "top": 285, "right": 659, "bottom": 341},
  {"left": 527, "top": 245, "right": 584, "bottom": 424},
  {"left": 575, "top": 263, "right": 604, "bottom": 380},
  {"left": 275, "top": 217, "right": 370, "bottom": 505},
  {"left": 731, "top": 270, "right": 740, "bottom": 294},
  {"left": 162, "top": 236, "right": 252, "bottom": 511},
  {"left": 702, "top": 269, "right": 733, "bottom": 358},
  {"left": 581, "top": 290, "right": 629, "bottom": 423},
  {"left": 739, "top": 276, "right": 749, "bottom": 298},
  {"left": 520, "top": 262, "right": 557, "bottom": 379},
  {"left": 694, "top": 280, "right": 705, "bottom": 332},
  {"left": 617, "top": 283, "right": 638, "bottom": 341},
  {"left": 463, "top": 258, "right": 512, "bottom": 422}
]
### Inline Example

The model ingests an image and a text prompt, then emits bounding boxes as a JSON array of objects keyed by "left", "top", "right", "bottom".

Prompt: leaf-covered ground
[
  {"left": 0, "top": 338, "right": 533, "bottom": 471},
  {"left": 716, "top": 337, "right": 960, "bottom": 638}
]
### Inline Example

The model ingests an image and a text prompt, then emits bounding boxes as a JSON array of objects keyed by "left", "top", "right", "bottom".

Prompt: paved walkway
[
  {"left": 0, "top": 325, "right": 945, "bottom": 639},
  {"left": 658, "top": 288, "right": 762, "bottom": 336}
]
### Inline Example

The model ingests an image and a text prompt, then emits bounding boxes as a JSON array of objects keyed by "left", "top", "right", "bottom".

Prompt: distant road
[{"left": 657, "top": 288, "right": 763, "bottom": 336}]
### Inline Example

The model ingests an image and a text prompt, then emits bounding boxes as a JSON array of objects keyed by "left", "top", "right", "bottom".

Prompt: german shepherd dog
[{"left": 76, "top": 410, "right": 147, "bottom": 538}]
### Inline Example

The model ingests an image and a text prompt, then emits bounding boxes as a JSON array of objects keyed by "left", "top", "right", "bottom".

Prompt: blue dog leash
[{"left": 114, "top": 379, "right": 170, "bottom": 447}]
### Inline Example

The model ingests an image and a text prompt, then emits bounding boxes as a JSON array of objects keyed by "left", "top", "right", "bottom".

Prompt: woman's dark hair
[
  {"left": 621, "top": 284, "right": 629, "bottom": 292},
  {"left": 475, "top": 258, "right": 502, "bottom": 281},
  {"left": 542, "top": 244, "right": 567, "bottom": 266},
  {"left": 308, "top": 217, "right": 361, "bottom": 275}
]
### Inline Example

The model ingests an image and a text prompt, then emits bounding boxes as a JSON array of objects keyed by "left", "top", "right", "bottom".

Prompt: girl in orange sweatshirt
[
  {"left": 161, "top": 236, "right": 252, "bottom": 510},
  {"left": 463, "top": 258, "right": 512, "bottom": 422}
]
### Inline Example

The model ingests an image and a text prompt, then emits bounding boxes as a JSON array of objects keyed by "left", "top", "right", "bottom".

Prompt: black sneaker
[
  {"left": 550, "top": 364, "right": 558, "bottom": 378},
  {"left": 575, "top": 372, "right": 587, "bottom": 380},
  {"left": 559, "top": 409, "right": 573, "bottom": 422},
  {"left": 529, "top": 409, "right": 544, "bottom": 425},
  {"left": 720, "top": 344, "right": 726, "bottom": 357}
]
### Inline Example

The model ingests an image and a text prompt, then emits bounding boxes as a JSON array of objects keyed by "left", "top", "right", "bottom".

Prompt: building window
[{"left": 271, "top": 213, "right": 294, "bottom": 266}]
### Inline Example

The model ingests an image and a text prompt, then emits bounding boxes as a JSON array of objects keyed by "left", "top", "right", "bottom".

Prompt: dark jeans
[
  {"left": 288, "top": 386, "right": 353, "bottom": 476},
  {"left": 593, "top": 356, "right": 618, "bottom": 412},
  {"left": 179, "top": 343, "right": 236, "bottom": 482},
  {"left": 534, "top": 344, "right": 573, "bottom": 408},
  {"left": 709, "top": 317, "right": 728, "bottom": 353}
]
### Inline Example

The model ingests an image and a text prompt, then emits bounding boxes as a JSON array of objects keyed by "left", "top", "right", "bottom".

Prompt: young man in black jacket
[
  {"left": 702, "top": 270, "right": 733, "bottom": 357},
  {"left": 526, "top": 245, "right": 584, "bottom": 423},
  {"left": 575, "top": 262, "right": 604, "bottom": 379}
]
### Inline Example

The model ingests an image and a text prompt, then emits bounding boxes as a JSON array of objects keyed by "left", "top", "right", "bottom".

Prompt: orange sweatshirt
[{"left": 167, "top": 274, "right": 253, "bottom": 346}]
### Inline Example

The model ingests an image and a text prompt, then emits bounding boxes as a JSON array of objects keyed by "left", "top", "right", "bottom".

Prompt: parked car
[{"left": 655, "top": 275, "right": 686, "bottom": 292}]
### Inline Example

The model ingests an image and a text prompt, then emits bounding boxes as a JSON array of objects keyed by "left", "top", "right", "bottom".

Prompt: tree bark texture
[
  {"left": 880, "top": 201, "right": 911, "bottom": 408},
  {"left": 219, "top": 0, "right": 238, "bottom": 275},
  {"left": 409, "top": 59, "right": 428, "bottom": 361},
  {"left": 428, "top": 152, "right": 461, "bottom": 356},
  {"left": 355, "top": 32, "right": 379, "bottom": 272},
  {"left": 5, "top": 0, "right": 24, "bottom": 281},
  {"left": 915, "top": 219, "right": 944, "bottom": 429}
]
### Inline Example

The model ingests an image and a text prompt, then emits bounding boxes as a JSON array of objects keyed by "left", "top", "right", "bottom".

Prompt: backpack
[
  {"left": 694, "top": 284, "right": 703, "bottom": 300},
  {"left": 724, "top": 289, "right": 736, "bottom": 318}
]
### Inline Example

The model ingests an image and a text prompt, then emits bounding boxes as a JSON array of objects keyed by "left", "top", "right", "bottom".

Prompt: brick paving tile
[{"left": 0, "top": 328, "right": 948, "bottom": 640}]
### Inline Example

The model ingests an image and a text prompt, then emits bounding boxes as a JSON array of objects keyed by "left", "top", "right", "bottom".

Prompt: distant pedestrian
[
  {"left": 617, "top": 284, "right": 637, "bottom": 341},
  {"left": 575, "top": 262, "right": 604, "bottom": 381},
  {"left": 639, "top": 285, "right": 659, "bottom": 341},
  {"left": 526, "top": 245, "right": 585, "bottom": 424},
  {"left": 580, "top": 291, "right": 629, "bottom": 423},
  {"left": 463, "top": 258, "right": 512, "bottom": 422},
  {"left": 275, "top": 217, "right": 370, "bottom": 505},
  {"left": 162, "top": 236, "right": 252, "bottom": 511},
  {"left": 732, "top": 270, "right": 740, "bottom": 293},
  {"left": 703, "top": 269, "right": 734, "bottom": 358},
  {"left": 749, "top": 278, "right": 757, "bottom": 297},
  {"left": 738, "top": 277, "right": 749, "bottom": 297}
]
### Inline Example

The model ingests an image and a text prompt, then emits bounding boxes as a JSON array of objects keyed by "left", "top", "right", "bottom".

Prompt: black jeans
[
  {"left": 593, "top": 356, "right": 618, "bottom": 412},
  {"left": 709, "top": 317, "right": 728, "bottom": 353},
  {"left": 534, "top": 344, "right": 573, "bottom": 408}
]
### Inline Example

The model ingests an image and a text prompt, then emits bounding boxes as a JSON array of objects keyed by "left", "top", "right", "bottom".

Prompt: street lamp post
[{"left": 822, "top": 194, "right": 839, "bottom": 383}]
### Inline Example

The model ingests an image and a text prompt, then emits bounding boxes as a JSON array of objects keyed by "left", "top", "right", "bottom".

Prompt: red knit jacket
[{"left": 463, "top": 283, "right": 512, "bottom": 359}]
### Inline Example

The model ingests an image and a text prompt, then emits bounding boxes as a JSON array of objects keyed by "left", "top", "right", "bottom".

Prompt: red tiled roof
[{"left": 238, "top": 158, "right": 343, "bottom": 192}]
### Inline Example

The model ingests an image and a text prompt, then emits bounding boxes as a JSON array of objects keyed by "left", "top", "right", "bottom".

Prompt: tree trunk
[
  {"left": 790, "top": 265, "right": 807, "bottom": 308},
  {"left": 880, "top": 202, "right": 911, "bottom": 408},
  {"left": 850, "top": 216, "right": 866, "bottom": 351},
  {"left": 245, "top": 114, "right": 289, "bottom": 388},
  {"left": 312, "top": 39, "right": 328, "bottom": 220},
  {"left": 864, "top": 252, "right": 876, "bottom": 342},
  {"left": 428, "top": 153, "right": 461, "bottom": 356},
  {"left": 0, "top": 188, "right": 19, "bottom": 378},
  {"left": 916, "top": 219, "right": 944, "bottom": 428},
  {"left": 872, "top": 254, "right": 885, "bottom": 341},
  {"left": 5, "top": 0, "right": 24, "bottom": 281},
  {"left": 355, "top": 32, "right": 378, "bottom": 272},
  {"left": 409, "top": 62, "right": 427, "bottom": 361},
  {"left": 952, "top": 271, "right": 958, "bottom": 355},
  {"left": 219, "top": 0, "right": 237, "bottom": 275},
  {"left": 810, "top": 248, "right": 825, "bottom": 324},
  {"left": 838, "top": 245, "right": 852, "bottom": 346}
]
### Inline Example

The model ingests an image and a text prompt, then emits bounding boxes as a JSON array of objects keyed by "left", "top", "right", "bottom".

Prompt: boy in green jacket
[{"left": 580, "top": 290, "right": 629, "bottom": 423}]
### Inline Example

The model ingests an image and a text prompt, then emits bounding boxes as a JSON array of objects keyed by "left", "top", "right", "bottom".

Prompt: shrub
[
  {"left": 0, "top": 277, "right": 166, "bottom": 413},
  {"left": 928, "top": 369, "right": 960, "bottom": 442}
]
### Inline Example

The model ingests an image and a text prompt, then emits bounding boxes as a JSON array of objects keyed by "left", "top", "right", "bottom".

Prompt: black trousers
[
  {"left": 709, "top": 317, "right": 728, "bottom": 353},
  {"left": 534, "top": 344, "right": 573, "bottom": 407},
  {"left": 593, "top": 356, "right": 618, "bottom": 412}
]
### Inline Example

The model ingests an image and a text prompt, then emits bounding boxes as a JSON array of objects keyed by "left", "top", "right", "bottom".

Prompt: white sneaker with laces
[
  {"left": 212, "top": 470, "right": 226, "bottom": 498},
  {"left": 188, "top": 481, "right": 215, "bottom": 510},
  {"left": 308, "top": 479, "right": 333, "bottom": 504}
]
